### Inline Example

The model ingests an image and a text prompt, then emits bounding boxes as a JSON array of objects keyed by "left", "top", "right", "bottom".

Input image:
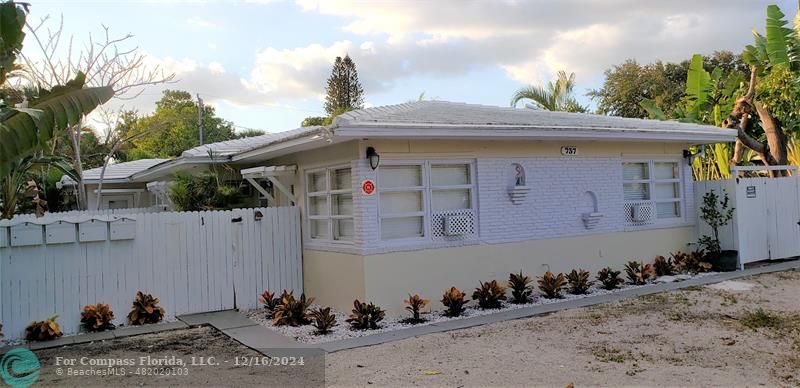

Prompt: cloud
[
  {"left": 186, "top": 17, "right": 217, "bottom": 28},
  {"left": 92, "top": 0, "right": 799, "bottom": 128},
  {"left": 292, "top": 0, "right": 790, "bottom": 89}
]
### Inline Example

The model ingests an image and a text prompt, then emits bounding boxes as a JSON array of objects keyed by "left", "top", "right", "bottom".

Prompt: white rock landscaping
[{"left": 244, "top": 271, "right": 719, "bottom": 345}]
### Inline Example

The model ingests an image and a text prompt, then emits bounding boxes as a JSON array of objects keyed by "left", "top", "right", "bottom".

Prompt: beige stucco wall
[
  {"left": 305, "top": 226, "right": 695, "bottom": 314},
  {"left": 359, "top": 226, "right": 693, "bottom": 314},
  {"left": 303, "top": 248, "right": 366, "bottom": 310}
]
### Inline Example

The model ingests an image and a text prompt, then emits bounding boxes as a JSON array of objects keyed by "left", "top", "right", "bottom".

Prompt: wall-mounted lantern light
[{"left": 366, "top": 146, "right": 380, "bottom": 170}]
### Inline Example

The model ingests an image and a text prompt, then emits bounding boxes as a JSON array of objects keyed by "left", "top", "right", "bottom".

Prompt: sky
[{"left": 23, "top": 0, "right": 798, "bottom": 134}]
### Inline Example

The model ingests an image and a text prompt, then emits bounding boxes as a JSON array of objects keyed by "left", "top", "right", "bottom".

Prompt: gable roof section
[
  {"left": 129, "top": 126, "right": 325, "bottom": 181},
  {"left": 333, "top": 101, "right": 736, "bottom": 143},
  {"left": 82, "top": 159, "right": 169, "bottom": 183},
  {"left": 181, "top": 126, "right": 322, "bottom": 158}
]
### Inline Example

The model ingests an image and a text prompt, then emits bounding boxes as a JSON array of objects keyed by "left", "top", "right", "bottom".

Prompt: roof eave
[
  {"left": 231, "top": 133, "right": 333, "bottom": 162},
  {"left": 81, "top": 178, "right": 132, "bottom": 185},
  {"left": 334, "top": 125, "right": 736, "bottom": 144},
  {"left": 129, "top": 157, "right": 227, "bottom": 182}
]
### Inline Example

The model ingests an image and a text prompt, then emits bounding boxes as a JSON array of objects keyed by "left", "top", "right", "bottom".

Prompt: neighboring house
[
  {"left": 82, "top": 158, "right": 168, "bottom": 209},
  {"left": 80, "top": 101, "right": 737, "bottom": 313},
  {"left": 81, "top": 127, "right": 321, "bottom": 210}
]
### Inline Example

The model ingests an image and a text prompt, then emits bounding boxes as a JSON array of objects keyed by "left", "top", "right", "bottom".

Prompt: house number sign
[
  {"left": 361, "top": 179, "right": 376, "bottom": 196},
  {"left": 560, "top": 146, "right": 578, "bottom": 156}
]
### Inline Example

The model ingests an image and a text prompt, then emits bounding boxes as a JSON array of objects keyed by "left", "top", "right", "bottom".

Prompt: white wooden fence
[
  {"left": 0, "top": 207, "right": 302, "bottom": 340},
  {"left": 695, "top": 171, "right": 800, "bottom": 267},
  {"left": 10, "top": 207, "right": 164, "bottom": 222}
]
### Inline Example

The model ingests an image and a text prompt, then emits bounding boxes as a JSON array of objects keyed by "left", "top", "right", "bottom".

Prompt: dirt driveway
[{"left": 29, "top": 269, "right": 800, "bottom": 387}]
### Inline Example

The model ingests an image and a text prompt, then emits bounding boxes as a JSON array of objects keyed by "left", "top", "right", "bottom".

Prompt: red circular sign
[{"left": 361, "top": 179, "right": 376, "bottom": 196}]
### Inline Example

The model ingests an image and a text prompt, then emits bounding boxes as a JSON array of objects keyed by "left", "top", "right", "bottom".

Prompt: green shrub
[
  {"left": 309, "top": 307, "right": 337, "bottom": 335},
  {"left": 566, "top": 269, "right": 593, "bottom": 294},
  {"left": 257, "top": 290, "right": 281, "bottom": 318},
  {"left": 273, "top": 291, "right": 314, "bottom": 327},
  {"left": 597, "top": 267, "right": 623, "bottom": 290},
  {"left": 653, "top": 255, "right": 675, "bottom": 276},
  {"left": 624, "top": 261, "right": 654, "bottom": 285},
  {"left": 472, "top": 280, "right": 507, "bottom": 309},
  {"left": 404, "top": 294, "right": 429, "bottom": 323},
  {"left": 346, "top": 300, "right": 385, "bottom": 330},
  {"left": 81, "top": 303, "right": 115, "bottom": 332},
  {"left": 538, "top": 272, "right": 566, "bottom": 298},
  {"left": 128, "top": 291, "right": 165, "bottom": 325},
  {"left": 508, "top": 271, "right": 534, "bottom": 304},
  {"left": 25, "top": 316, "right": 63, "bottom": 341},
  {"left": 441, "top": 287, "right": 469, "bottom": 317}
]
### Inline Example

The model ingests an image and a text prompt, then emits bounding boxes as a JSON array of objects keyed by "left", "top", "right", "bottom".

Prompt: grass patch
[
  {"left": 741, "top": 308, "right": 782, "bottom": 330},
  {"left": 719, "top": 292, "right": 738, "bottom": 306},
  {"left": 592, "top": 346, "right": 632, "bottom": 363}
]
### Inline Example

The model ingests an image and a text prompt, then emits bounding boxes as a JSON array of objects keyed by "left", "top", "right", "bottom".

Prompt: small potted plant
[{"left": 698, "top": 190, "right": 737, "bottom": 271}]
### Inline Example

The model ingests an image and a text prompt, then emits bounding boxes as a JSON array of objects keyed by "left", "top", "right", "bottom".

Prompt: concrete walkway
[
  {"left": 182, "top": 259, "right": 800, "bottom": 354},
  {"left": 178, "top": 310, "right": 323, "bottom": 356}
]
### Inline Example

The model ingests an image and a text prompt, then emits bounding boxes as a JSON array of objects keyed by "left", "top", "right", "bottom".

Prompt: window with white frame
[
  {"left": 623, "top": 160, "right": 683, "bottom": 221},
  {"left": 306, "top": 166, "right": 353, "bottom": 242},
  {"left": 378, "top": 161, "right": 474, "bottom": 241}
]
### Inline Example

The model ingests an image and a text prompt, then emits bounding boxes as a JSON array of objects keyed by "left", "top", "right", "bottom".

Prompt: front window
[
  {"left": 623, "top": 160, "right": 683, "bottom": 221},
  {"left": 306, "top": 166, "right": 353, "bottom": 242},
  {"left": 378, "top": 161, "right": 474, "bottom": 241},
  {"left": 379, "top": 165, "right": 425, "bottom": 240}
]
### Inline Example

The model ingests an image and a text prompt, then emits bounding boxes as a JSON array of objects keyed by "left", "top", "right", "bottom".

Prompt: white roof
[
  {"left": 181, "top": 127, "right": 322, "bottom": 158},
  {"left": 82, "top": 159, "right": 168, "bottom": 182},
  {"left": 81, "top": 101, "right": 737, "bottom": 184},
  {"left": 333, "top": 101, "right": 736, "bottom": 143}
]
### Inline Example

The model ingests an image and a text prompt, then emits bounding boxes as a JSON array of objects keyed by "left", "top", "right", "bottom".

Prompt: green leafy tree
[
  {"left": 1, "top": 155, "right": 77, "bottom": 219},
  {"left": 167, "top": 170, "right": 250, "bottom": 211},
  {"left": 125, "top": 90, "right": 237, "bottom": 159},
  {"left": 639, "top": 54, "right": 746, "bottom": 180},
  {"left": 510, "top": 70, "right": 587, "bottom": 112},
  {"left": 301, "top": 116, "right": 326, "bottom": 127},
  {"left": 234, "top": 128, "right": 266, "bottom": 138},
  {"left": 324, "top": 55, "right": 364, "bottom": 115},
  {"left": 698, "top": 190, "right": 735, "bottom": 256},
  {"left": 589, "top": 52, "right": 748, "bottom": 119}
]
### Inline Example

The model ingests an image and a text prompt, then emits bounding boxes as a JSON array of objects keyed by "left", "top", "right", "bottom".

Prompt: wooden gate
[{"left": 696, "top": 167, "right": 800, "bottom": 267}]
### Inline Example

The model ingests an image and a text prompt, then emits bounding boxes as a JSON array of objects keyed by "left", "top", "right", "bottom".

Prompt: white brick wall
[
  {"left": 315, "top": 156, "right": 696, "bottom": 255},
  {"left": 477, "top": 157, "right": 625, "bottom": 244}
]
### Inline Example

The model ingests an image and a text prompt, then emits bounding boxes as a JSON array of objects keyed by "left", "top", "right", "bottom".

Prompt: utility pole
[{"left": 197, "top": 93, "right": 205, "bottom": 145}]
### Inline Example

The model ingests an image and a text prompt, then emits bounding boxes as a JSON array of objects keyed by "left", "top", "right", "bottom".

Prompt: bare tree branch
[{"left": 19, "top": 17, "right": 176, "bottom": 209}]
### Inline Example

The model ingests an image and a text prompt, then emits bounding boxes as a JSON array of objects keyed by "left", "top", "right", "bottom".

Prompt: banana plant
[
  {"left": 743, "top": 4, "right": 799, "bottom": 72},
  {"left": 0, "top": 155, "right": 78, "bottom": 219},
  {"left": 641, "top": 54, "right": 743, "bottom": 181},
  {"left": 0, "top": 2, "right": 113, "bottom": 176}
]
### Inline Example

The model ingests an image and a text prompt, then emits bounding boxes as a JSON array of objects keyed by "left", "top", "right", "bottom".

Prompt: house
[
  {"left": 79, "top": 101, "right": 737, "bottom": 313},
  {"left": 80, "top": 127, "right": 320, "bottom": 210}
]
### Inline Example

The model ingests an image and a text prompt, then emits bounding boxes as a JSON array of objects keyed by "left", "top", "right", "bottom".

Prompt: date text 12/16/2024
[{"left": 54, "top": 356, "right": 305, "bottom": 368}]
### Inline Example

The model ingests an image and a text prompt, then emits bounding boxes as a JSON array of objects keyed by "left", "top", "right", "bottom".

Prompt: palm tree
[{"left": 510, "top": 70, "right": 587, "bottom": 113}]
